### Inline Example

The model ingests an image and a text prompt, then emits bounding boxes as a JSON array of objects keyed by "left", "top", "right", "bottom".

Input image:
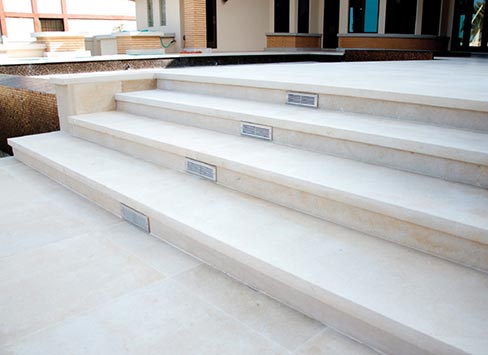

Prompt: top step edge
[{"left": 155, "top": 72, "right": 488, "bottom": 114}]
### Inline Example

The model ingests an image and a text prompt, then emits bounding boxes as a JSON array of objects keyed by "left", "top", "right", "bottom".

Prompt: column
[
  {"left": 415, "top": 0, "right": 424, "bottom": 35},
  {"left": 289, "top": 0, "right": 297, "bottom": 33},
  {"left": 378, "top": 0, "right": 387, "bottom": 34}
]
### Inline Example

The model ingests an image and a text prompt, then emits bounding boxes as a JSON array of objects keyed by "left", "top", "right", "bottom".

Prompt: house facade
[
  {"left": 0, "top": 0, "right": 137, "bottom": 42},
  {"left": 133, "top": 0, "right": 487, "bottom": 53}
]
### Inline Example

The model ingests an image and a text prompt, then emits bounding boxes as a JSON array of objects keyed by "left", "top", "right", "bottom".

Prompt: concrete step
[
  {"left": 156, "top": 69, "right": 488, "bottom": 132},
  {"left": 68, "top": 111, "right": 488, "bottom": 272},
  {"left": 8, "top": 132, "right": 488, "bottom": 355},
  {"left": 116, "top": 89, "right": 488, "bottom": 188}
]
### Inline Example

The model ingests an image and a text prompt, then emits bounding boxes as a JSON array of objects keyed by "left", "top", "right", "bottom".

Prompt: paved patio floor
[{"left": 0, "top": 157, "right": 376, "bottom": 355}]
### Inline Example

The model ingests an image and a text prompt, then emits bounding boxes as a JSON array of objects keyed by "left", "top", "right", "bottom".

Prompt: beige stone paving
[{"left": 0, "top": 158, "right": 377, "bottom": 354}]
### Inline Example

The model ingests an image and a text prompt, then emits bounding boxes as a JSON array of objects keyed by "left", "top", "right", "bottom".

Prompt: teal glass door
[{"left": 452, "top": 0, "right": 487, "bottom": 51}]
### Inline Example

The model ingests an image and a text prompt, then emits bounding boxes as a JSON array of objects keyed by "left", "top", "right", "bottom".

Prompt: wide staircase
[{"left": 9, "top": 68, "right": 488, "bottom": 355}]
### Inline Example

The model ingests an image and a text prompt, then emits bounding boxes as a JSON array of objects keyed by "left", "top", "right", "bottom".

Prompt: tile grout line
[
  {"left": 290, "top": 327, "right": 330, "bottom": 354},
  {"left": 0, "top": 224, "right": 121, "bottom": 262},
  {"left": 101, "top": 226, "right": 202, "bottom": 278},
  {"left": 0, "top": 277, "right": 171, "bottom": 350},
  {"left": 169, "top": 271, "right": 295, "bottom": 354},
  {"left": 155, "top": 230, "right": 332, "bottom": 352}
]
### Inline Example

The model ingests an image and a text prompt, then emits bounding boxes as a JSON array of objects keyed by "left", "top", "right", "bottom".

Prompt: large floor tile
[
  {"left": 174, "top": 264, "right": 324, "bottom": 351},
  {"left": 294, "top": 328, "right": 378, "bottom": 355},
  {"left": 0, "top": 157, "right": 18, "bottom": 168},
  {"left": 3, "top": 280, "right": 289, "bottom": 355},
  {"left": 99, "top": 222, "right": 201, "bottom": 277},
  {"left": 0, "top": 163, "right": 122, "bottom": 257},
  {"left": 0, "top": 235, "right": 164, "bottom": 346}
]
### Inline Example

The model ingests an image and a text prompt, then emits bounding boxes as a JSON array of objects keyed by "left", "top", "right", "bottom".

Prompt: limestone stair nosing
[
  {"left": 155, "top": 72, "right": 488, "bottom": 131},
  {"left": 115, "top": 90, "right": 488, "bottom": 188},
  {"left": 8, "top": 131, "right": 488, "bottom": 355},
  {"left": 67, "top": 111, "right": 488, "bottom": 272}
]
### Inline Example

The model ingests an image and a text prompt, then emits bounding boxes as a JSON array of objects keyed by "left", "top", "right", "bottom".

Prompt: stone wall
[
  {"left": 0, "top": 76, "right": 58, "bottom": 155},
  {"left": 0, "top": 58, "right": 171, "bottom": 76}
]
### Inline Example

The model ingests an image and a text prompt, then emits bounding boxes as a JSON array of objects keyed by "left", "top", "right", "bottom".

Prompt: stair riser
[
  {"left": 11, "top": 148, "right": 123, "bottom": 218},
  {"left": 219, "top": 168, "right": 488, "bottom": 273},
  {"left": 157, "top": 79, "right": 488, "bottom": 132},
  {"left": 12, "top": 143, "right": 460, "bottom": 355},
  {"left": 71, "top": 125, "right": 488, "bottom": 272},
  {"left": 151, "top": 220, "right": 448, "bottom": 355},
  {"left": 118, "top": 100, "right": 488, "bottom": 188}
]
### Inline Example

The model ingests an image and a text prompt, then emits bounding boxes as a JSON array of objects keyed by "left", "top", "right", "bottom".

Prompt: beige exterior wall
[
  {"left": 65, "top": 0, "right": 135, "bottom": 16},
  {"left": 133, "top": 0, "right": 457, "bottom": 52},
  {"left": 310, "top": 0, "right": 323, "bottom": 33},
  {"left": 134, "top": 0, "right": 149, "bottom": 29},
  {"left": 1, "top": 0, "right": 136, "bottom": 43},
  {"left": 3, "top": 0, "right": 32, "bottom": 13},
  {"left": 150, "top": 0, "right": 184, "bottom": 50},
  {"left": 36, "top": 0, "right": 62, "bottom": 14},
  {"left": 216, "top": 0, "right": 269, "bottom": 51},
  {"left": 134, "top": 0, "right": 184, "bottom": 51},
  {"left": 68, "top": 20, "right": 136, "bottom": 36},
  {"left": 4, "top": 18, "right": 35, "bottom": 42}
]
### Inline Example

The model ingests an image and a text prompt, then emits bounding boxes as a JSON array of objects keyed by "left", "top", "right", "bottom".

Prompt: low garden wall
[{"left": 0, "top": 75, "right": 58, "bottom": 155}]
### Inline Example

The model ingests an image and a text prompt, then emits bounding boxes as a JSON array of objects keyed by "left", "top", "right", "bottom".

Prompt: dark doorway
[
  {"left": 298, "top": 0, "right": 310, "bottom": 33},
  {"left": 385, "top": 0, "right": 417, "bottom": 34},
  {"left": 421, "top": 0, "right": 442, "bottom": 35},
  {"left": 323, "top": 0, "right": 340, "bottom": 48},
  {"left": 206, "top": 0, "right": 217, "bottom": 48},
  {"left": 275, "top": 0, "right": 290, "bottom": 32},
  {"left": 452, "top": 0, "right": 487, "bottom": 51}
]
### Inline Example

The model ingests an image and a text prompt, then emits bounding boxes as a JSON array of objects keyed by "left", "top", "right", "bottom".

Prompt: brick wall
[
  {"left": 116, "top": 36, "right": 164, "bottom": 54},
  {"left": 0, "top": 79, "right": 59, "bottom": 155},
  {"left": 183, "top": 0, "right": 206, "bottom": 48},
  {"left": 35, "top": 36, "right": 86, "bottom": 52},
  {"left": 266, "top": 35, "right": 321, "bottom": 49}
]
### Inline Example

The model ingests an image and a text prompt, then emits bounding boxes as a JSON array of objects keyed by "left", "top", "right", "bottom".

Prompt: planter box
[
  {"left": 114, "top": 32, "right": 177, "bottom": 54},
  {"left": 266, "top": 33, "right": 322, "bottom": 50},
  {"left": 32, "top": 32, "right": 86, "bottom": 52},
  {"left": 338, "top": 34, "right": 448, "bottom": 52}
]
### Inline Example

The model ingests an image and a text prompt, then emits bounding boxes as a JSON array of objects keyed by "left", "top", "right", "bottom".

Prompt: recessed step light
[
  {"left": 287, "top": 92, "right": 318, "bottom": 108},
  {"left": 121, "top": 204, "right": 150, "bottom": 232},
  {"left": 185, "top": 158, "right": 217, "bottom": 181},
  {"left": 240, "top": 122, "right": 273, "bottom": 141}
]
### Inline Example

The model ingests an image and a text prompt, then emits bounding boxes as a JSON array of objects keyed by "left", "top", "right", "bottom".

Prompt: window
[
  {"left": 422, "top": 0, "right": 442, "bottom": 35},
  {"left": 275, "top": 0, "right": 290, "bottom": 32},
  {"left": 385, "top": 0, "right": 417, "bottom": 34},
  {"left": 159, "top": 0, "right": 166, "bottom": 26},
  {"left": 40, "top": 18, "right": 65, "bottom": 32},
  {"left": 147, "top": 0, "right": 154, "bottom": 27},
  {"left": 348, "top": 0, "right": 379, "bottom": 33},
  {"left": 298, "top": 0, "right": 309, "bottom": 33}
]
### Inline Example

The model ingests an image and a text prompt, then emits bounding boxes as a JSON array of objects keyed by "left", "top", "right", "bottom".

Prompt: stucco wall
[
  {"left": 68, "top": 20, "right": 137, "bottom": 35},
  {"left": 65, "top": 0, "right": 135, "bottom": 16},
  {"left": 36, "top": 0, "right": 62, "bottom": 14},
  {"left": 216, "top": 0, "right": 269, "bottom": 51},
  {"left": 149, "top": 0, "right": 183, "bottom": 51},
  {"left": 4, "top": 18, "right": 34, "bottom": 42},
  {"left": 135, "top": 0, "right": 183, "bottom": 51},
  {"left": 3, "top": 0, "right": 32, "bottom": 13}
]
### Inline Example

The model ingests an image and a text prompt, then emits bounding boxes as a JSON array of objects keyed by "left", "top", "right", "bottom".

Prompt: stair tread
[
  {"left": 116, "top": 90, "right": 488, "bottom": 166},
  {"left": 156, "top": 64, "right": 488, "bottom": 112},
  {"left": 70, "top": 111, "right": 488, "bottom": 244},
  {"left": 9, "top": 132, "right": 488, "bottom": 354}
]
